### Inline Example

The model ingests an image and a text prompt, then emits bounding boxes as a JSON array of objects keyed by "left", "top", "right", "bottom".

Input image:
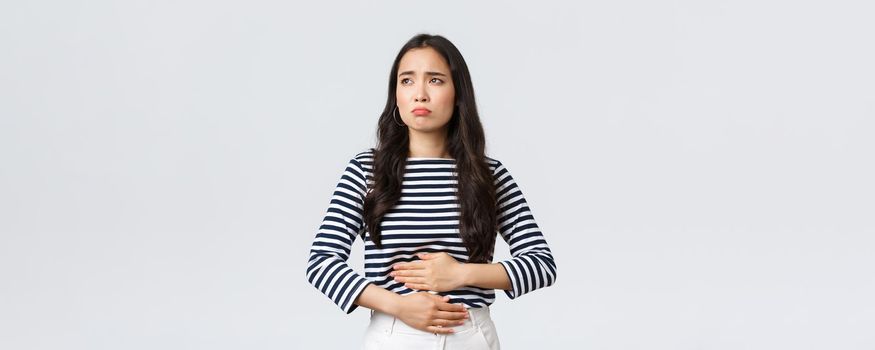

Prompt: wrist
[
  {"left": 459, "top": 262, "right": 474, "bottom": 286},
  {"left": 386, "top": 292, "right": 405, "bottom": 317}
]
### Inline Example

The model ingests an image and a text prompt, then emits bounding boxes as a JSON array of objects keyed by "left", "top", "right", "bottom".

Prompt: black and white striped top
[{"left": 306, "top": 148, "right": 557, "bottom": 314}]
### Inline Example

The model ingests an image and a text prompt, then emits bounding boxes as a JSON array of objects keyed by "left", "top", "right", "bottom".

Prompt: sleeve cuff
[
  {"left": 341, "top": 278, "right": 372, "bottom": 314},
  {"left": 497, "top": 260, "right": 521, "bottom": 300}
]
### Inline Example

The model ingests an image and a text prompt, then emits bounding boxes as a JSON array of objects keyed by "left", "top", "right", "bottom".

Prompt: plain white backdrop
[{"left": 1, "top": 0, "right": 873, "bottom": 349}]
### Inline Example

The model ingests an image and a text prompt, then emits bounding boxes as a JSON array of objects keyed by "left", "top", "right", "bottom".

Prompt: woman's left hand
[{"left": 390, "top": 252, "right": 467, "bottom": 292}]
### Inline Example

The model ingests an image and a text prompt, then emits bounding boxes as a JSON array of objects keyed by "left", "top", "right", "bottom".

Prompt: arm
[
  {"left": 491, "top": 160, "right": 558, "bottom": 299},
  {"left": 390, "top": 252, "right": 510, "bottom": 292},
  {"left": 353, "top": 283, "right": 403, "bottom": 316},
  {"left": 461, "top": 262, "right": 513, "bottom": 291},
  {"left": 305, "top": 155, "right": 373, "bottom": 314}
]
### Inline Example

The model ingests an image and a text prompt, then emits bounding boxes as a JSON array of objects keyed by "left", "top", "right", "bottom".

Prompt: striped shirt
[{"left": 306, "top": 148, "right": 557, "bottom": 314}]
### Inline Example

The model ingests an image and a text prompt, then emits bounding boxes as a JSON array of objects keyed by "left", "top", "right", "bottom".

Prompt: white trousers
[{"left": 361, "top": 306, "right": 501, "bottom": 350}]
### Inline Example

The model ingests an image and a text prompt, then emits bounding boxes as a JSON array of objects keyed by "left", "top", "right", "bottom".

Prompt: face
[{"left": 395, "top": 47, "right": 455, "bottom": 132}]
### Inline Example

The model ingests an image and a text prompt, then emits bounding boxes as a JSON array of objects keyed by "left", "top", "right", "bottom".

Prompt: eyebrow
[{"left": 398, "top": 70, "right": 448, "bottom": 77}]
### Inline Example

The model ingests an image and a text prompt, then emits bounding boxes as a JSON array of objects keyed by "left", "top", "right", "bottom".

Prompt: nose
[{"left": 415, "top": 86, "right": 428, "bottom": 102}]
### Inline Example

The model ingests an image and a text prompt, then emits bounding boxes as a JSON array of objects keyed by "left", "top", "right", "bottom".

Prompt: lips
[{"left": 412, "top": 108, "right": 431, "bottom": 116}]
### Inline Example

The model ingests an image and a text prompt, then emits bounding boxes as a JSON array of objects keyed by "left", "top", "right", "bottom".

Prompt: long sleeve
[
  {"left": 305, "top": 155, "right": 373, "bottom": 314},
  {"left": 493, "top": 160, "right": 558, "bottom": 299}
]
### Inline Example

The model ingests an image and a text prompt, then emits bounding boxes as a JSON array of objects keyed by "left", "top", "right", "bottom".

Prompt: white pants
[{"left": 361, "top": 306, "right": 501, "bottom": 350}]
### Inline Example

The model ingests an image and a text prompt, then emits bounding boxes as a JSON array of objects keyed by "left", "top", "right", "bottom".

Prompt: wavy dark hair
[{"left": 362, "top": 33, "right": 497, "bottom": 264}]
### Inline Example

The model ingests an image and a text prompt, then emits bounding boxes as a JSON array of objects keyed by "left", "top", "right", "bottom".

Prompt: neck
[{"left": 408, "top": 127, "right": 450, "bottom": 158}]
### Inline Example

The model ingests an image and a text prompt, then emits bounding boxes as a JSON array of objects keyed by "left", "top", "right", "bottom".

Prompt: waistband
[{"left": 368, "top": 306, "right": 492, "bottom": 336}]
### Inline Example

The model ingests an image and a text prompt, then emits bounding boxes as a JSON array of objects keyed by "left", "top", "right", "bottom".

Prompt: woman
[{"left": 305, "top": 33, "right": 557, "bottom": 349}]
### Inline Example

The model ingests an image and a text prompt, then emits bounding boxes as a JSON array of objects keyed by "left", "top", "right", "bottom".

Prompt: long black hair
[{"left": 362, "top": 33, "right": 498, "bottom": 264}]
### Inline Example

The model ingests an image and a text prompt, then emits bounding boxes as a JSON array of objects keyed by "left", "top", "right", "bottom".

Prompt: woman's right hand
[{"left": 394, "top": 292, "right": 470, "bottom": 335}]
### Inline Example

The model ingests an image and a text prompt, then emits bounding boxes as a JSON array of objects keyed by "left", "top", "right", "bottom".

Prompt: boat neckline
[{"left": 407, "top": 157, "right": 456, "bottom": 160}]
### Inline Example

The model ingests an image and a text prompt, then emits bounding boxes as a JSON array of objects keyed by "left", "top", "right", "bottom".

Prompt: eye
[
  {"left": 400, "top": 78, "right": 412, "bottom": 85},
  {"left": 430, "top": 77, "right": 444, "bottom": 84}
]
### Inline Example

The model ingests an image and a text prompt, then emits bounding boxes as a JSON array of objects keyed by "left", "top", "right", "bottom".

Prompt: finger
[
  {"left": 393, "top": 261, "right": 424, "bottom": 270},
  {"left": 390, "top": 270, "right": 424, "bottom": 277},
  {"left": 426, "top": 325, "right": 455, "bottom": 334},
  {"left": 395, "top": 277, "right": 426, "bottom": 284},
  {"left": 435, "top": 310, "right": 470, "bottom": 320},
  {"left": 428, "top": 294, "right": 450, "bottom": 302},
  {"left": 404, "top": 283, "right": 431, "bottom": 290},
  {"left": 394, "top": 277, "right": 428, "bottom": 286},
  {"left": 438, "top": 301, "right": 467, "bottom": 313},
  {"left": 432, "top": 318, "right": 467, "bottom": 327}
]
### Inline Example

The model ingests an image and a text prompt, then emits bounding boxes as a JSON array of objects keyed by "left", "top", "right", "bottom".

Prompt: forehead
[{"left": 398, "top": 47, "right": 450, "bottom": 74}]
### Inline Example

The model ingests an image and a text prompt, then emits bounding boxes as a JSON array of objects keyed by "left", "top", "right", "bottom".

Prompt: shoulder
[
  {"left": 485, "top": 155, "right": 506, "bottom": 175},
  {"left": 485, "top": 155, "right": 502, "bottom": 167},
  {"left": 347, "top": 147, "right": 376, "bottom": 175},
  {"left": 351, "top": 147, "right": 375, "bottom": 164},
  {"left": 485, "top": 155, "right": 520, "bottom": 188}
]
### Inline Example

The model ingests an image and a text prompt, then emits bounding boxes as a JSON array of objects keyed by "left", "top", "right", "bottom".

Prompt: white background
[{"left": 1, "top": 0, "right": 873, "bottom": 349}]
